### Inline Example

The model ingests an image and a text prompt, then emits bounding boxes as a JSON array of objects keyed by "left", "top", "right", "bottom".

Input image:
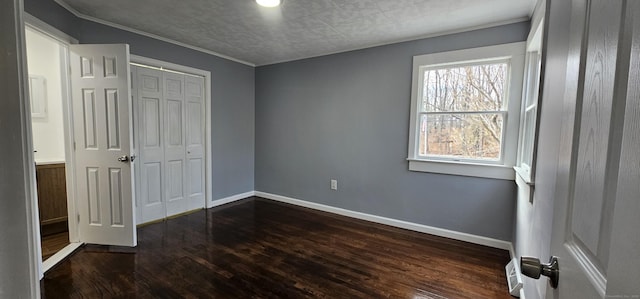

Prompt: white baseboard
[
  {"left": 42, "top": 242, "right": 83, "bottom": 274},
  {"left": 208, "top": 191, "right": 256, "bottom": 208},
  {"left": 254, "top": 191, "right": 513, "bottom": 251}
]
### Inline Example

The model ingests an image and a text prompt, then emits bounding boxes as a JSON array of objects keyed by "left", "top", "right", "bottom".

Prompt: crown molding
[
  {"left": 258, "top": 17, "right": 530, "bottom": 66},
  {"left": 52, "top": 0, "right": 255, "bottom": 67}
]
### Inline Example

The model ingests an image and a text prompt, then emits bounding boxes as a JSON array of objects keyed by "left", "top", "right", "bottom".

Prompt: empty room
[{"left": 1, "top": 0, "right": 639, "bottom": 298}]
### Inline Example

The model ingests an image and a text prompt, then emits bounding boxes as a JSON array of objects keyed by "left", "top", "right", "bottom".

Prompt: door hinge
[
  {"left": 77, "top": 213, "right": 80, "bottom": 223},
  {"left": 73, "top": 142, "right": 76, "bottom": 151}
]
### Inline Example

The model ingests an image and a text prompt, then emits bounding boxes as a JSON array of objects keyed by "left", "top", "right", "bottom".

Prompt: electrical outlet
[{"left": 330, "top": 179, "right": 338, "bottom": 190}]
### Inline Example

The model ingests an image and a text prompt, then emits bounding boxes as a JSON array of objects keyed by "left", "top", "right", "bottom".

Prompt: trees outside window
[{"left": 417, "top": 62, "right": 508, "bottom": 160}]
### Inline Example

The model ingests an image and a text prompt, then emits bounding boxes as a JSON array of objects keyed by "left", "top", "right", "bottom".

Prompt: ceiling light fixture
[{"left": 256, "top": 0, "right": 281, "bottom": 8}]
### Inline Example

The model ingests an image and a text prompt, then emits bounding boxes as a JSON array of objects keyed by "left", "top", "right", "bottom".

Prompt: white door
[
  {"left": 70, "top": 44, "right": 136, "bottom": 247},
  {"left": 185, "top": 75, "right": 206, "bottom": 211},
  {"left": 133, "top": 65, "right": 206, "bottom": 223},
  {"left": 536, "top": 0, "right": 640, "bottom": 297},
  {"left": 134, "top": 66, "right": 166, "bottom": 223},
  {"left": 164, "top": 72, "right": 188, "bottom": 216}
]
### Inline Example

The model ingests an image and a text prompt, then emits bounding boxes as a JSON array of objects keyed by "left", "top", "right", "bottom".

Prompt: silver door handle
[
  {"left": 521, "top": 256, "right": 559, "bottom": 289},
  {"left": 117, "top": 155, "right": 130, "bottom": 163}
]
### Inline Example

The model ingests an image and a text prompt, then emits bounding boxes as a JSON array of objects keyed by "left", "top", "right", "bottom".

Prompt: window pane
[
  {"left": 418, "top": 113, "right": 503, "bottom": 160},
  {"left": 422, "top": 62, "right": 509, "bottom": 112}
]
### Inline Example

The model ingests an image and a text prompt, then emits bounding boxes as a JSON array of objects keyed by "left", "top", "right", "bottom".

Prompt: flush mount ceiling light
[{"left": 256, "top": 0, "right": 281, "bottom": 8}]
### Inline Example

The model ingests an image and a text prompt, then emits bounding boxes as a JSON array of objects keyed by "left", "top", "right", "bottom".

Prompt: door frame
[
  {"left": 23, "top": 13, "right": 84, "bottom": 275},
  {"left": 129, "top": 55, "right": 213, "bottom": 217}
]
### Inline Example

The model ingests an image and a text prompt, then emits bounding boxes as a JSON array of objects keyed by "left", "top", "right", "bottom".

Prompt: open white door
[
  {"left": 69, "top": 44, "right": 136, "bottom": 247},
  {"left": 522, "top": 0, "right": 640, "bottom": 297}
]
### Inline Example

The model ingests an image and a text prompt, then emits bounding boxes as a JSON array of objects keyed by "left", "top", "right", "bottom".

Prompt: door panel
[
  {"left": 569, "top": 0, "right": 621, "bottom": 268},
  {"left": 136, "top": 67, "right": 165, "bottom": 223},
  {"left": 105, "top": 89, "right": 121, "bottom": 149},
  {"left": 185, "top": 76, "right": 205, "bottom": 211},
  {"left": 163, "top": 72, "right": 187, "bottom": 216},
  {"left": 548, "top": 0, "right": 639, "bottom": 297},
  {"left": 70, "top": 44, "right": 136, "bottom": 247}
]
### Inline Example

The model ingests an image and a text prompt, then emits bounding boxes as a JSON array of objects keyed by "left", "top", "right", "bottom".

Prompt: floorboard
[
  {"left": 42, "top": 197, "right": 512, "bottom": 298},
  {"left": 41, "top": 231, "right": 69, "bottom": 260}
]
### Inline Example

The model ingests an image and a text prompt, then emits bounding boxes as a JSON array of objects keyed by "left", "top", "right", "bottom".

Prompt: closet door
[
  {"left": 185, "top": 76, "right": 205, "bottom": 211},
  {"left": 163, "top": 72, "right": 188, "bottom": 216},
  {"left": 136, "top": 67, "right": 165, "bottom": 223}
]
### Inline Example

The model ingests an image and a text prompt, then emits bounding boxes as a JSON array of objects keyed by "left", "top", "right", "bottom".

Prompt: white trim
[
  {"left": 131, "top": 55, "right": 211, "bottom": 78},
  {"left": 508, "top": 242, "right": 516, "bottom": 260},
  {"left": 34, "top": 160, "right": 66, "bottom": 165},
  {"left": 12, "top": 0, "right": 42, "bottom": 291},
  {"left": 23, "top": 21, "right": 80, "bottom": 279},
  {"left": 254, "top": 191, "right": 512, "bottom": 250},
  {"left": 208, "top": 191, "right": 256, "bottom": 208},
  {"left": 60, "top": 43, "right": 80, "bottom": 244},
  {"left": 129, "top": 55, "right": 214, "bottom": 209},
  {"left": 42, "top": 242, "right": 82, "bottom": 273},
  {"left": 408, "top": 159, "right": 516, "bottom": 180},
  {"left": 52, "top": 0, "right": 254, "bottom": 67},
  {"left": 24, "top": 10, "right": 80, "bottom": 245},
  {"left": 566, "top": 241, "right": 607, "bottom": 297},
  {"left": 407, "top": 42, "right": 526, "bottom": 180}
]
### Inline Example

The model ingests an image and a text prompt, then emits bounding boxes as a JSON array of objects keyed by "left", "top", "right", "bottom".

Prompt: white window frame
[
  {"left": 515, "top": 20, "right": 544, "bottom": 185},
  {"left": 407, "top": 42, "right": 526, "bottom": 180}
]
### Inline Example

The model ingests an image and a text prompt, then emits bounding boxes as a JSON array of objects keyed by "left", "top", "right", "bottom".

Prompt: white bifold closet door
[
  {"left": 133, "top": 65, "right": 205, "bottom": 224},
  {"left": 184, "top": 75, "right": 206, "bottom": 211}
]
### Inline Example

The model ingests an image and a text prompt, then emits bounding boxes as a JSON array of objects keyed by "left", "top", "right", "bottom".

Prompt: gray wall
[
  {"left": 25, "top": 0, "right": 255, "bottom": 200},
  {"left": 24, "top": 0, "right": 80, "bottom": 38},
  {"left": 255, "top": 22, "right": 529, "bottom": 241}
]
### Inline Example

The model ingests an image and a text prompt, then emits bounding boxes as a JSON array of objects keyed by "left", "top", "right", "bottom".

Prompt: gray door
[{"left": 546, "top": 0, "right": 640, "bottom": 297}]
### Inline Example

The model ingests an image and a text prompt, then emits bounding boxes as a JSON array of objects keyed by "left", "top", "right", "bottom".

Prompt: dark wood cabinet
[{"left": 35, "top": 163, "right": 68, "bottom": 236}]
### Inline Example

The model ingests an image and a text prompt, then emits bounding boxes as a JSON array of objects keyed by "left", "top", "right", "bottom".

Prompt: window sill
[
  {"left": 515, "top": 172, "right": 535, "bottom": 203},
  {"left": 408, "top": 159, "right": 515, "bottom": 180},
  {"left": 514, "top": 166, "right": 535, "bottom": 186}
]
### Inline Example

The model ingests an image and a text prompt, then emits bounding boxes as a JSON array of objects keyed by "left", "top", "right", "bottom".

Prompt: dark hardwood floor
[
  {"left": 41, "top": 231, "right": 70, "bottom": 260},
  {"left": 42, "top": 197, "right": 512, "bottom": 298}
]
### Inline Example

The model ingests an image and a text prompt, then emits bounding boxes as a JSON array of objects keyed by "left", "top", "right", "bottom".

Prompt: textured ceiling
[{"left": 57, "top": 0, "right": 536, "bottom": 66}]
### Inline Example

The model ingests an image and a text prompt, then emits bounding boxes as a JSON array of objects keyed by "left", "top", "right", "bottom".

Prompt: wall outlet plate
[{"left": 330, "top": 179, "right": 337, "bottom": 190}]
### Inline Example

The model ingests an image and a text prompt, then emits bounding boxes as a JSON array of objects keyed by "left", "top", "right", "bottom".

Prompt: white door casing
[
  {"left": 135, "top": 66, "right": 166, "bottom": 223},
  {"left": 185, "top": 75, "right": 206, "bottom": 211},
  {"left": 547, "top": 0, "right": 640, "bottom": 298},
  {"left": 69, "top": 44, "right": 136, "bottom": 247}
]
